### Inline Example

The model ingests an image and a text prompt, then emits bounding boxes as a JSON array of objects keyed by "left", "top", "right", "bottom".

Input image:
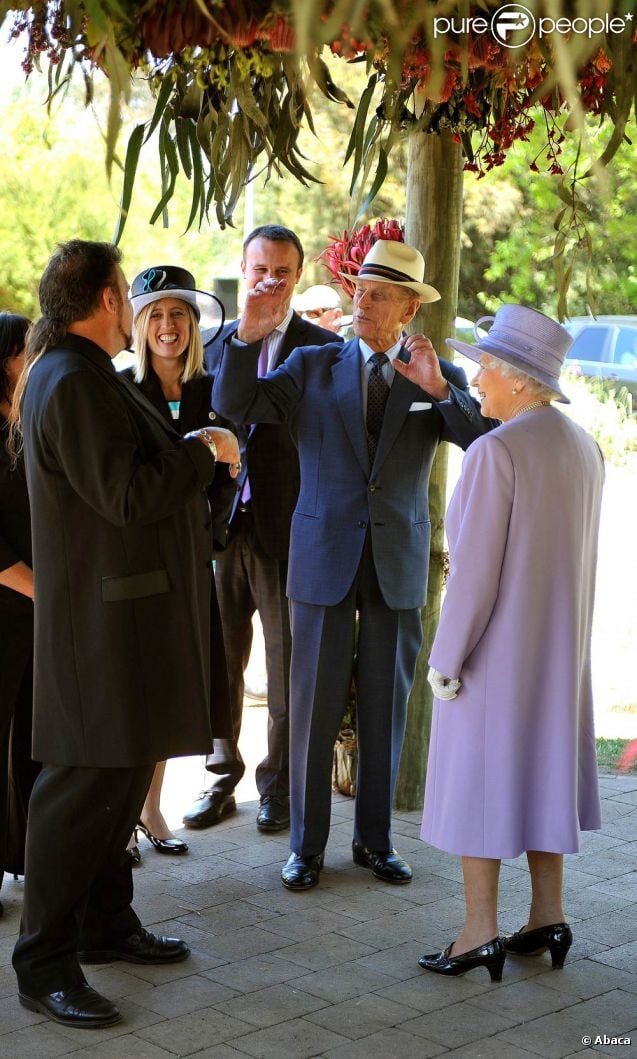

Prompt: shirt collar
[
  {"left": 271, "top": 307, "right": 294, "bottom": 336},
  {"left": 359, "top": 337, "right": 403, "bottom": 364}
]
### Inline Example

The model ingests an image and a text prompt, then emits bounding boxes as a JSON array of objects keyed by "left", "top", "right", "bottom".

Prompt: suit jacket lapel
[{"left": 332, "top": 339, "right": 369, "bottom": 478}]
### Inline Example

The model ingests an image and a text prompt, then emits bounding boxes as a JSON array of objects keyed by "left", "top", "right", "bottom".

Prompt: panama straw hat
[
  {"left": 340, "top": 240, "right": 440, "bottom": 303},
  {"left": 292, "top": 285, "right": 342, "bottom": 313},
  {"left": 446, "top": 304, "right": 572, "bottom": 403}
]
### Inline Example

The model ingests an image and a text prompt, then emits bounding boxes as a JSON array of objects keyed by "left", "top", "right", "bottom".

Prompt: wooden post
[{"left": 394, "top": 128, "right": 464, "bottom": 811}]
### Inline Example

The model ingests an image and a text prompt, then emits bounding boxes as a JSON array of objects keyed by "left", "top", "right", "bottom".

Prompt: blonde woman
[{"left": 123, "top": 266, "right": 237, "bottom": 860}]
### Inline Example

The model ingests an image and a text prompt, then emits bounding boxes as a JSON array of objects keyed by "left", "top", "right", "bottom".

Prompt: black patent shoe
[
  {"left": 505, "top": 922, "right": 573, "bottom": 969},
  {"left": 281, "top": 852, "right": 324, "bottom": 890},
  {"left": 183, "top": 790, "right": 237, "bottom": 829},
  {"left": 19, "top": 984, "right": 121, "bottom": 1027},
  {"left": 419, "top": 936, "right": 506, "bottom": 982},
  {"left": 79, "top": 927, "right": 190, "bottom": 965},
  {"left": 256, "top": 795, "right": 290, "bottom": 832},
  {"left": 137, "top": 821, "right": 188, "bottom": 855},
  {"left": 352, "top": 840, "right": 413, "bottom": 884}
]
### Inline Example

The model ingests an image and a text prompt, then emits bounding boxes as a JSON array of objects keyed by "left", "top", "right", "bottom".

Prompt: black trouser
[
  {"left": 206, "top": 509, "right": 291, "bottom": 800},
  {"left": 12, "top": 761, "right": 154, "bottom": 996}
]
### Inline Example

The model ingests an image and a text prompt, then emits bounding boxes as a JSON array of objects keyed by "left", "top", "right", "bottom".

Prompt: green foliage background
[{"left": 0, "top": 50, "right": 634, "bottom": 324}]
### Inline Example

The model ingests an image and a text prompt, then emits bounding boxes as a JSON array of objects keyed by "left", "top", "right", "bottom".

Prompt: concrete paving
[{"left": 0, "top": 767, "right": 635, "bottom": 1058}]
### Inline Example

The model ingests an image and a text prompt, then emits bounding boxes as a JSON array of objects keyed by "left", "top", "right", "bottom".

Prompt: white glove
[{"left": 428, "top": 667, "right": 461, "bottom": 701}]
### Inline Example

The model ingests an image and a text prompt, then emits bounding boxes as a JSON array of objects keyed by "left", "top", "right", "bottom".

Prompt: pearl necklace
[{"left": 511, "top": 400, "right": 551, "bottom": 419}]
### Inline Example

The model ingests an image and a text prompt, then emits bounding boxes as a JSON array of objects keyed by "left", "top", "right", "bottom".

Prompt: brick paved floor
[{"left": 0, "top": 768, "right": 635, "bottom": 1058}]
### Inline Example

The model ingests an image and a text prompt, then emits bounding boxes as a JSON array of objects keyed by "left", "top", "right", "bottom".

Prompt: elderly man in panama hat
[{"left": 214, "top": 238, "right": 497, "bottom": 890}]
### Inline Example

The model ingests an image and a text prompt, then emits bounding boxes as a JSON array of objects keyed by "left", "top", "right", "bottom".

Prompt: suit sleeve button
[{"left": 358, "top": 520, "right": 367, "bottom": 528}]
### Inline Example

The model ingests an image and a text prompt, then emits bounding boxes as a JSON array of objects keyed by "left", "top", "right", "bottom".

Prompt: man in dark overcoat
[
  {"left": 11, "top": 240, "right": 239, "bottom": 1028},
  {"left": 183, "top": 225, "right": 341, "bottom": 835}
]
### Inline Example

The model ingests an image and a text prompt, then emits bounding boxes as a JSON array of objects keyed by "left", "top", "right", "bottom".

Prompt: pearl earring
[{"left": 511, "top": 387, "right": 518, "bottom": 395}]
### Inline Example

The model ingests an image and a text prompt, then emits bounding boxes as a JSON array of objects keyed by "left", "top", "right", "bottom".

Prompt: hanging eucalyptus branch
[{"left": 4, "top": 0, "right": 635, "bottom": 313}]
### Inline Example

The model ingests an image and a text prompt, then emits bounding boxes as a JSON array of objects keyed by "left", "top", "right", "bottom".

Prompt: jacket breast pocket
[{"left": 101, "top": 569, "right": 171, "bottom": 603}]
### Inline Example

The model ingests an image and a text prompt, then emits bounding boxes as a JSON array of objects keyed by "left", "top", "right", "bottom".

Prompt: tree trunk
[{"left": 394, "top": 128, "right": 464, "bottom": 811}]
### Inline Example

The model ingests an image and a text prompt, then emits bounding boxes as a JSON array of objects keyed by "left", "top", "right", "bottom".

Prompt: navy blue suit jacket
[{"left": 213, "top": 336, "right": 494, "bottom": 609}]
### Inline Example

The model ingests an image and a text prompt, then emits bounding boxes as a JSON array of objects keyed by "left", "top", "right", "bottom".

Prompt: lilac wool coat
[{"left": 421, "top": 405, "right": 604, "bottom": 859}]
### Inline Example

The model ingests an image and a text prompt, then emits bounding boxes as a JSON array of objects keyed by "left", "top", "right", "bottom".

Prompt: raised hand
[
  {"left": 236, "top": 278, "right": 289, "bottom": 344},
  {"left": 393, "top": 334, "right": 449, "bottom": 401}
]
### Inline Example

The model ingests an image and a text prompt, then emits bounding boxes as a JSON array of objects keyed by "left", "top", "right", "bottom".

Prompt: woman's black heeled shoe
[
  {"left": 505, "top": 922, "right": 572, "bottom": 969},
  {"left": 137, "top": 821, "right": 188, "bottom": 855},
  {"left": 419, "top": 936, "right": 506, "bottom": 982}
]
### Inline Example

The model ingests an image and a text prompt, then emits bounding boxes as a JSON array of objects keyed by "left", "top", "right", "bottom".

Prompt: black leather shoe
[
  {"left": 79, "top": 928, "right": 190, "bottom": 965},
  {"left": 137, "top": 821, "right": 188, "bottom": 855},
  {"left": 281, "top": 852, "right": 324, "bottom": 890},
  {"left": 256, "top": 794, "right": 290, "bottom": 832},
  {"left": 19, "top": 984, "right": 121, "bottom": 1028},
  {"left": 505, "top": 922, "right": 573, "bottom": 969},
  {"left": 419, "top": 936, "right": 506, "bottom": 982},
  {"left": 182, "top": 790, "right": 236, "bottom": 829},
  {"left": 352, "top": 841, "right": 413, "bottom": 884}
]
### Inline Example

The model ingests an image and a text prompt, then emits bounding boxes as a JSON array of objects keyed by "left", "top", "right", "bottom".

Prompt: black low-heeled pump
[
  {"left": 137, "top": 821, "right": 188, "bottom": 855},
  {"left": 419, "top": 936, "right": 506, "bottom": 982},
  {"left": 505, "top": 922, "right": 572, "bottom": 969}
]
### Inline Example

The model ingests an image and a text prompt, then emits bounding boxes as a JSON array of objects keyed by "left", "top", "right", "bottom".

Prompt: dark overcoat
[
  {"left": 21, "top": 335, "right": 217, "bottom": 767},
  {"left": 119, "top": 365, "right": 234, "bottom": 739}
]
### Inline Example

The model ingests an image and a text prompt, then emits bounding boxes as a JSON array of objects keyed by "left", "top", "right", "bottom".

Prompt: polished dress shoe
[
  {"left": 352, "top": 841, "right": 413, "bottom": 884},
  {"left": 505, "top": 922, "right": 573, "bottom": 969},
  {"left": 419, "top": 936, "right": 506, "bottom": 982},
  {"left": 281, "top": 852, "right": 324, "bottom": 890},
  {"left": 183, "top": 790, "right": 236, "bottom": 829},
  {"left": 79, "top": 927, "right": 189, "bottom": 965},
  {"left": 137, "top": 821, "right": 188, "bottom": 855},
  {"left": 19, "top": 984, "right": 121, "bottom": 1027},
  {"left": 256, "top": 794, "right": 290, "bottom": 832}
]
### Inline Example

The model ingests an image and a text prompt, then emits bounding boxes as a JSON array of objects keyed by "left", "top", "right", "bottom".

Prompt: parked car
[{"left": 563, "top": 316, "right": 637, "bottom": 401}]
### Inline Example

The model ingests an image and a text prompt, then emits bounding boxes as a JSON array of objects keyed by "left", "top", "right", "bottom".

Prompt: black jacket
[
  {"left": 204, "top": 311, "right": 342, "bottom": 560},
  {"left": 120, "top": 367, "right": 237, "bottom": 551},
  {"left": 22, "top": 335, "right": 217, "bottom": 767}
]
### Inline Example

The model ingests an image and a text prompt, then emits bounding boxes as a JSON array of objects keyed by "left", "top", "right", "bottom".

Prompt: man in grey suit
[
  {"left": 183, "top": 225, "right": 341, "bottom": 835},
  {"left": 214, "top": 239, "right": 495, "bottom": 890}
]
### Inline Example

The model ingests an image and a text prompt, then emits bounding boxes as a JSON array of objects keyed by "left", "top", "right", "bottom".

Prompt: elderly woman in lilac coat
[{"left": 419, "top": 305, "right": 604, "bottom": 983}]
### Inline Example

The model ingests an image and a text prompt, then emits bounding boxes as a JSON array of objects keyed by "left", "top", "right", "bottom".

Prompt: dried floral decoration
[{"left": 319, "top": 219, "right": 405, "bottom": 299}]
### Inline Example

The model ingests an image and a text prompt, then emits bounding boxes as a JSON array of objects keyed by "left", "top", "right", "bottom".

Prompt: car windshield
[
  {"left": 615, "top": 328, "right": 637, "bottom": 367},
  {"left": 568, "top": 327, "right": 611, "bottom": 363}
]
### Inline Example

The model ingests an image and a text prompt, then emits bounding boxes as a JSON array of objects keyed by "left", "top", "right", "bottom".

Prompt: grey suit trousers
[{"left": 289, "top": 535, "right": 423, "bottom": 856}]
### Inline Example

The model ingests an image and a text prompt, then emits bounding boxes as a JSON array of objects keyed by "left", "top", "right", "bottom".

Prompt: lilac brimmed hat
[{"left": 446, "top": 304, "right": 572, "bottom": 403}]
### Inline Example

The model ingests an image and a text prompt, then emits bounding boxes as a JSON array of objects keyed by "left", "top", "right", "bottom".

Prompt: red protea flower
[{"left": 318, "top": 220, "right": 405, "bottom": 297}]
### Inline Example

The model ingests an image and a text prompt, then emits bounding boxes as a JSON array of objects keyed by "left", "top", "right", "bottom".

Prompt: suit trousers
[
  {"left": 289, "top": 534, "right": 423, "bottom": 857},
  {"left": 12, "top": 761, "right": 154, "bottom": 996},
  {"left": 207, "top": 509, "right": 291, "bottom": 799}
]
